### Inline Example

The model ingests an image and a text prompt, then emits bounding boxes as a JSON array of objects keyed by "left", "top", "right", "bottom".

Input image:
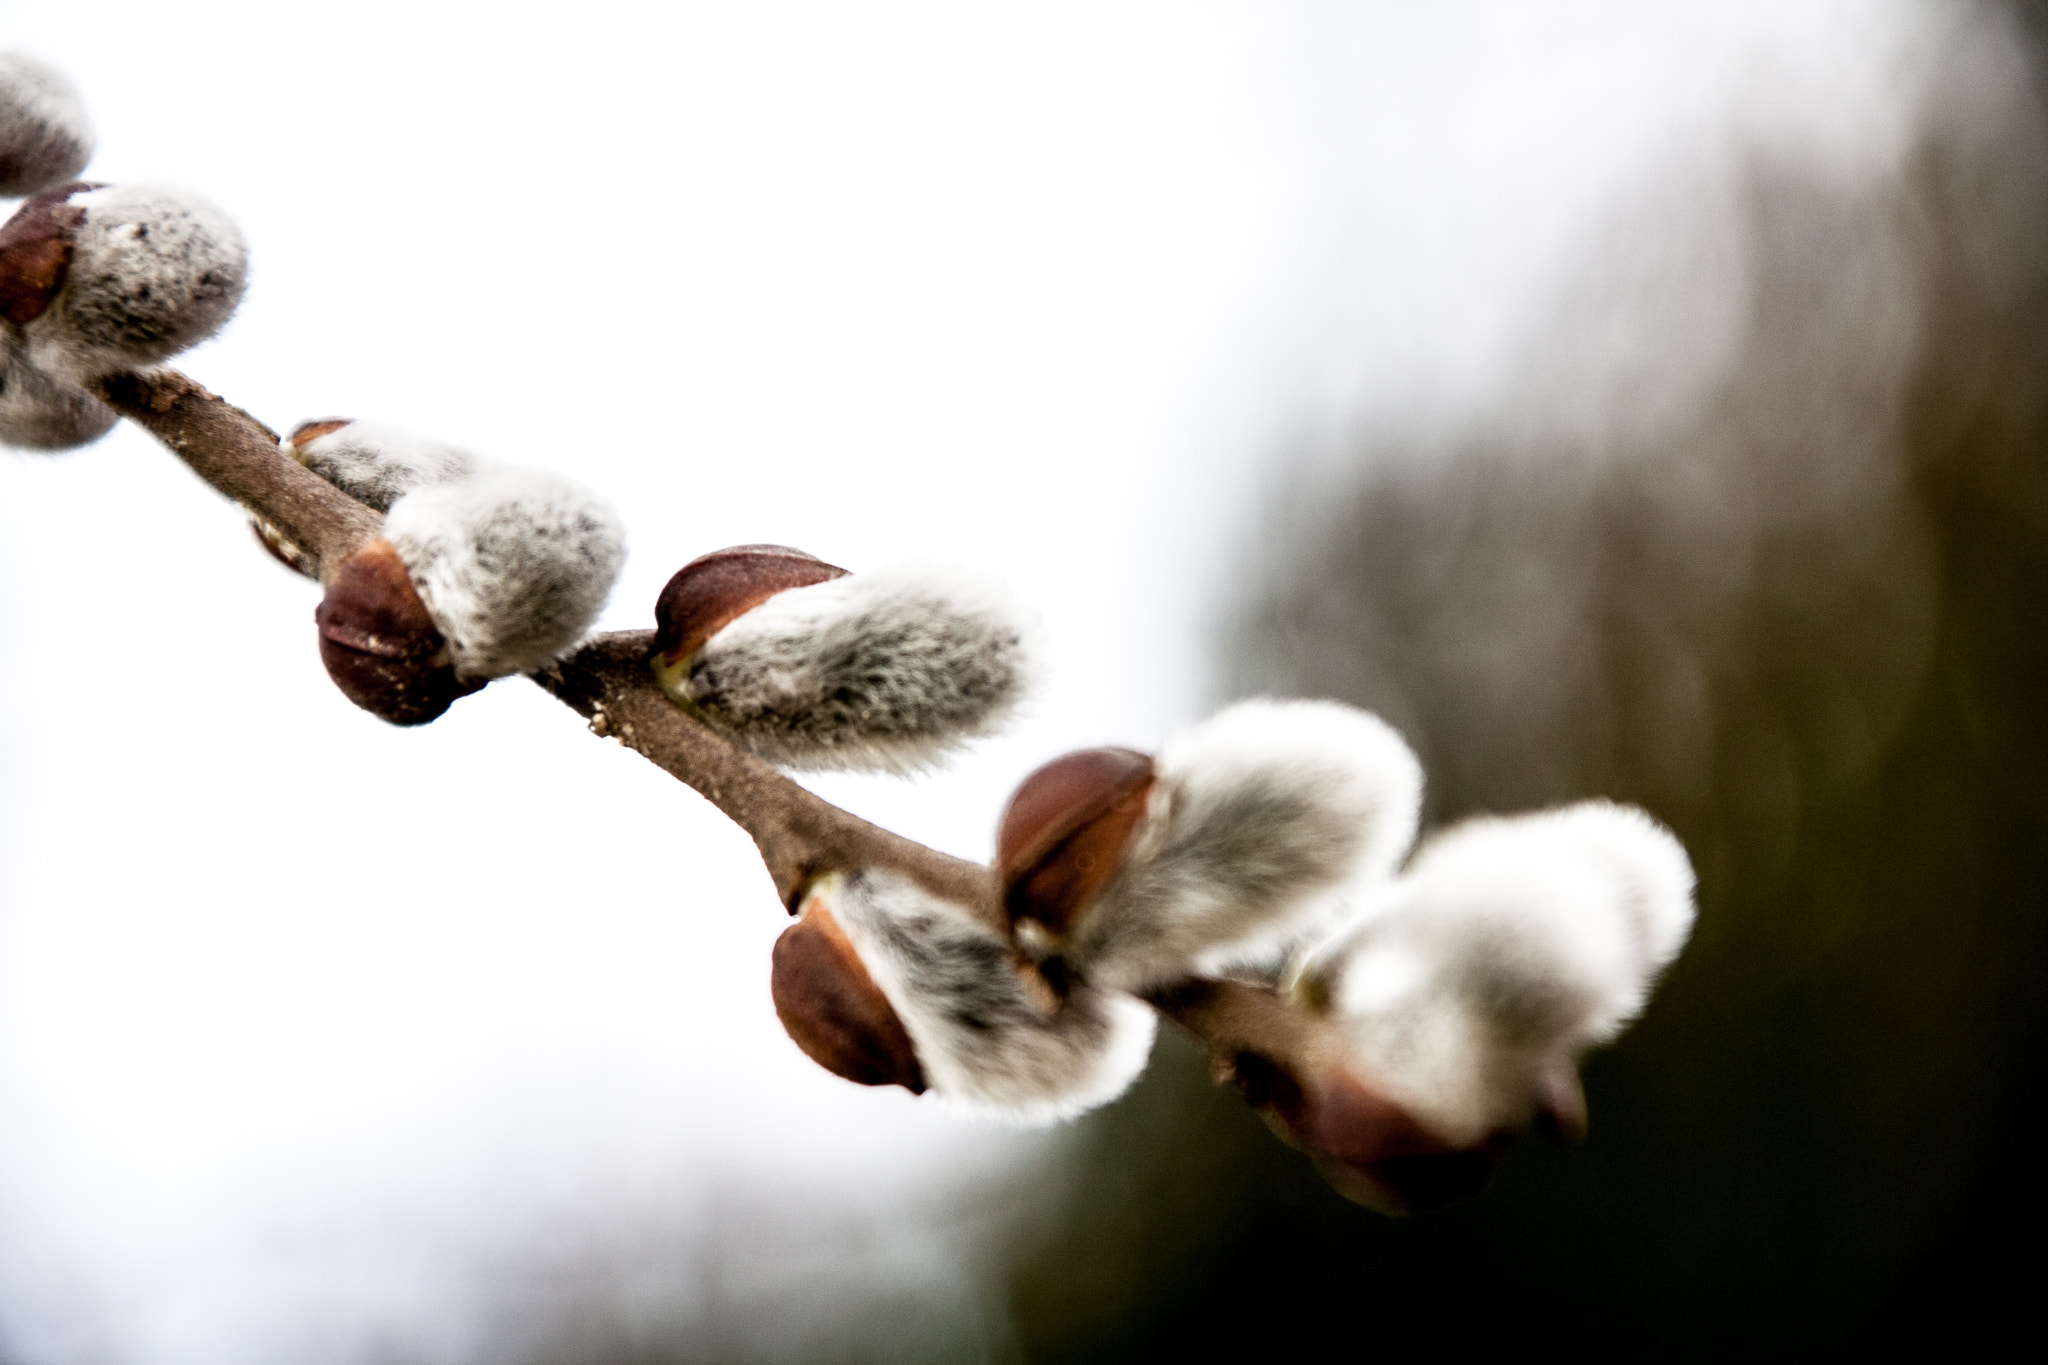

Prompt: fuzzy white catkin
[
  {"left": 824, "top": 869, "right": 1157, "bottom": 1124},
  {"left": 383, "top": 467, "right": 626, "bottom": 680},
  {"left": 25, "top": 185, "right": 247, "bottom": 384},
  {"left": 293, "top": 421, "right": 482, "bottom": 512},
  {"left": 685, "top": 562, "right": 1043, "bottom": 774},
  {"left": 0, "top": 53, "right": 94, "bottom": 197},
  {"left": 0, "top": 342, "right": 115, "bottom": 450},
  {"left": 1295, "top": 800, "right": 1696, "bottom": 1146},
  {"left": 1065, "top": 699, "right": 1425, "bottom": 994}
]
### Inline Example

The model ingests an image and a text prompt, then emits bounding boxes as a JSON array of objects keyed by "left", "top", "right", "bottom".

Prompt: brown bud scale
[
  {"left": 650, "top": 544, "right": 847, "bottom": 693},
  {"left": 997, "top": 747, "right": 1155, "bottom": 938},
  {"left": 284, "top": 417, "right": 353, "bottom": 454},
  {"left": 1231, "top": 1051, "right": 1498, "bottom": 1214},
  {"left": 0, "top": 181, "right": 96, "bottom": 327},
  {"left": 315, "top": 537, "right": 480, "bottom": 726},
  {"left": 772, "top": 886, "right": 926, "bottom": 1093}
]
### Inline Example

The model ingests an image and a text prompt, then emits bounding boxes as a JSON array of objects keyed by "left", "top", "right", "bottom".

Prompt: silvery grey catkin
[
  {"left": 1065, "top": 699, "right": 1425, "bottom": 993},
  {"left": 249, "top": 421, "right": 487, "bottom": 576},
  {"left": 383, "top": 467, "right": 627, "bottom": 681},
  {"left": 683, "top": 562, "right": 1043, "bottom": 774},
  {"left": 0, "top": 52, "right": 93, "bottom": 197},
  {"left": 819, "top": 870, "right": 1157, "bottom": 1124},
  {"left": 1290, "top": 800, "right": 1697, "bottom": 1147},
  {"left": 2, "top": 59, "right": 246, "bottom": 450},
  {"left": 0, "top": 338, "right": 115, "bottom": 449},
  {"left": 289, "top": 420, "right": 482, "bottom": 513},
  {"left": 23, "top": 184, "right": 247, "bottom": 385}
]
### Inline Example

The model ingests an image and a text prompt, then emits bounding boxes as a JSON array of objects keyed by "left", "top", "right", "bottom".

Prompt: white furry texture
[
  {"left": 25, "top": 185, "right": 247, "bottom": 383},
  {"left": 0, "top": 342, "right": 114, "bottom": 450},
  {"left": 294, "top": 421, "right": 482, "bottom": 512},
  {"left": 825, "top": 869, "right": 1157, "bottom": 1125},
  {"left": 1293, "top": 801, "right": 1696, "bottom": 1146},
  {"left": 384, "top": 467, "right": 626, "bottom": 681},
  {"left": 685, "top": 562, "right": 1042, "bottom": 774},
  {"left": 0, "top": 53, "right": 93, "bottom": 196},
  {"left": 1066, "top": 699, "right": 1424, "bottom": 994}
]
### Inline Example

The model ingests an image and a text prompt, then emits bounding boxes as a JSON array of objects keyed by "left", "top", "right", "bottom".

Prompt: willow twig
[{"left": 93, "top": 366, "right": 1327, "bottom": 1091}]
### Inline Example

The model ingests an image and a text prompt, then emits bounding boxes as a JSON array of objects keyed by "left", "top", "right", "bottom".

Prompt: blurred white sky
[{"left": 0, "top": 2, "right": 1964, "bottom": 1360}]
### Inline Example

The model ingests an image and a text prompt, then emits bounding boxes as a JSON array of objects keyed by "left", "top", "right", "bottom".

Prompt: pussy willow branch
[
  {"left": 531, "top": 632, "right": 994, "bottom": 917},
  {"left": 98, "top": 368, "right": 989, "bottom": 919},
  {"left": 98, "top": 371, "right": 380, "bottom": 582},
  {"left": 94, "top": 367, "right": 1307, "bottom": 1088}
]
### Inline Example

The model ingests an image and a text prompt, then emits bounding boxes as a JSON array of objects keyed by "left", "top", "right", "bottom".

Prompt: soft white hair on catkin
[
  {"left": 294, "top": 421, "right": 482, "bottom": 512},
  {"left": 684, "top": 562, "right": 1043, "bottom": 774},
  {"left": 25, "top": 185, "right": 247, "bottom": 383},
  {"left": 827, "top": 869, "right": 1156, "bottom": 1124},
  {"left": 0, "top": 342, "right": 115, "bottom": 450},
  {"left": 0, "top": 53, "right": 94, "bottom": 197},
  {"left": 1064, "top": 699, "right": 1424, "bottom": 994},
  {"left": 384, "top": 467, "right": 626, "bottom": 681},
  {"left": 1292, "top": 801, "right": 1696, "bottom": 1146}
]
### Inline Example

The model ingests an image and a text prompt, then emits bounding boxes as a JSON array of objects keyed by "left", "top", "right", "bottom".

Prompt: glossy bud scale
[
  {"left": 315, "top": 538, "right": 480, "bottom": 726},
  {"left": 772, "top": 878, "right": 927, "bottom": 1093},
  {"left": 1230, "top": 1051, "right": 1496, "bottom": 1215},
  {"left": 0, "top": 181, "right": 91, "bottom": 327},
  {"left": 997, "top": 746, "right": 1154, "bottom": 942},
  {"left": 651, "top": 544, "right": 847, "bottom": 699}
]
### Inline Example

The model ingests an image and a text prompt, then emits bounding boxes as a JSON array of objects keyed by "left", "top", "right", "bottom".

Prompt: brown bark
[
  {"left": 535, "top": 632, "right": 997, "bottom": 919},
  {"left": 96, "top": 369, "right": 378, "bottom": 580}
]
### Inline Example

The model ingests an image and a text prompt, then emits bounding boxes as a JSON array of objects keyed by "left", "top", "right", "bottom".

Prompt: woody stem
[{"left": 94, "top": 367, "right": 1329, "bottom": 1087}]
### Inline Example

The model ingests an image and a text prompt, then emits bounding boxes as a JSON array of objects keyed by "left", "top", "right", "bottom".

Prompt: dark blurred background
[{"left": 998, "top": 5, "right": 2048, "bottom": 1360}]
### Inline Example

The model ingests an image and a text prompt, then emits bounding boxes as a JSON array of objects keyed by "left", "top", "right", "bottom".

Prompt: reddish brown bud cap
[
  {"left": 651, "top": 544, "right": 847, "bottom": 684},
  {"left": 284, "top": 418, "right": 353, "bottom": 455},
  {"left": 315, "top": 538, "right": 481, "bottom": 726},
  {"left": 772, "top": 884, "right": 926, "bottom": 1093},
  {"left": 1231, "top": 1052, "right": 1499, "bottom": 1214},
  {"left": 997, "top": 747, "right": 1155, "bottom": 939},
  {"left": 0, "top": 180, "right": 95, "bottom": 326}
]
